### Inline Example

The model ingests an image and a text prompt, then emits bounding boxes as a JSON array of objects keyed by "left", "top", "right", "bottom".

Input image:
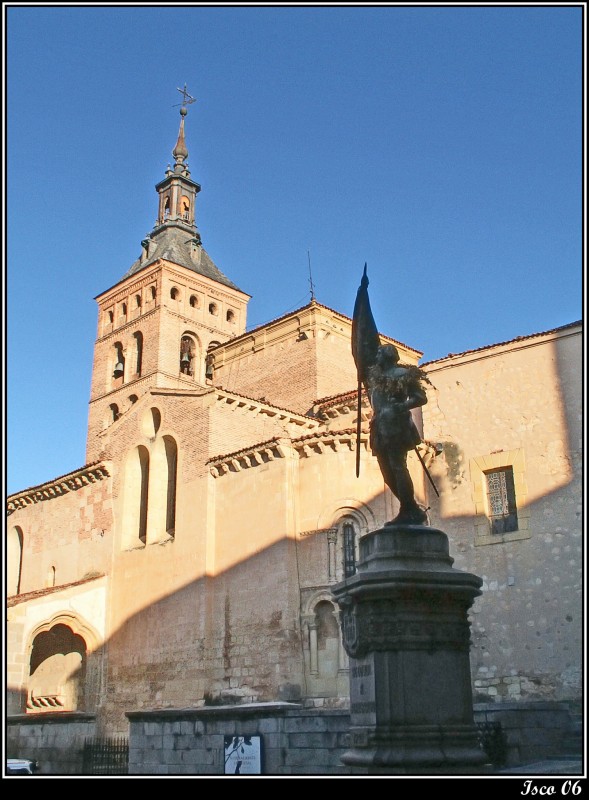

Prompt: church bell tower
[{"left": 86, "top": 89, "right": 251, "bottom": 463}]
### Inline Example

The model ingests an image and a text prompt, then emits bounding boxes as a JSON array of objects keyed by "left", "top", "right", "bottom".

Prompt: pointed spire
[
  {"left": 172, "top": 106, "right": 189, "bottom": 172},
  {"left": 152, "top": 87, "right": 201, "bottom": 233},
  {"left": 172, "top": 84, "right": 196, "bottom": 175}
]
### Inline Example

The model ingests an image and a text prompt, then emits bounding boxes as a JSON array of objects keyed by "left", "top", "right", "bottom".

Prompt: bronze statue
[{"left": 352, "top": 265, "right": 432, "bottom": 526}]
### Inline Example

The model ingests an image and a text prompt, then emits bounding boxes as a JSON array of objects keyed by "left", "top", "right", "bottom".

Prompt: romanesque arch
[
  {"left": 315, "top": 500, "right": 374, "bottom": 583},
  {"left": 26, "top": 613, "right": 103, "bottom": 714},
  {"left": 301, "top": 589, "right": 348, "bottom": 698}
]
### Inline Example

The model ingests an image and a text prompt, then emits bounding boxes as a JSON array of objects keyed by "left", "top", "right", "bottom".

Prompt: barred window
[
  {"left": 485, "top": 467, "right": 518, "bottom": 534},
  {"left": 343, "top": 521, "right": 357, "bottom": 578}
]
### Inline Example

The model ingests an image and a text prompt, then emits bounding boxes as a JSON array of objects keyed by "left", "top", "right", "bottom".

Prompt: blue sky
[{"left": 5, "top": 4, "right": 584, "bottom": 495}]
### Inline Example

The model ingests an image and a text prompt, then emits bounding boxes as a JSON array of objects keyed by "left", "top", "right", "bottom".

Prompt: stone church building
[{"left": 6, "top": 105, "right": 582, "bottom": 774}]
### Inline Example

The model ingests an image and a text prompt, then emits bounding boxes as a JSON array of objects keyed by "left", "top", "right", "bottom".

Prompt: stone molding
[{"left": 7, "top": 464, "right": 110, "bottom": 515}]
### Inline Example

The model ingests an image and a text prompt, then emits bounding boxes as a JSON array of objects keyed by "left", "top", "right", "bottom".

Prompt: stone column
[
  {"left": 331, "top": 525, "right": 489, "bottom": 775},
  {"left": 308, "top": 622, "right": 319, "bottom": 675},
  {"left": 327, "top": 528, "right": 338, "bottom": 583}
]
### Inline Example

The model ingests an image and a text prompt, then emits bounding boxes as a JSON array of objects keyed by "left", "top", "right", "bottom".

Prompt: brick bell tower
[{"left": 86, "top": 89, "right": 250, "bottom": 462}]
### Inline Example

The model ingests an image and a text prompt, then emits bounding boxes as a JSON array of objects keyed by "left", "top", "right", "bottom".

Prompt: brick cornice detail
[
  {"left": 208, "top": 437, "right": 290, "bottom": 477},
  {"left": 208, "top": 429, "right": 372, "bottom": 477},
  {"left": 7, "top": 464, "right": 111, "bottom": 515}
]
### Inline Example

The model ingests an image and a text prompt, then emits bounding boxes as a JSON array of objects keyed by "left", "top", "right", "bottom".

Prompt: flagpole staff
[
  {"left": 356, "top": 381, "right": 362, "bottom": 477},
  {"left": 414, "top": 446, "right": 440, "bottom": 497}
]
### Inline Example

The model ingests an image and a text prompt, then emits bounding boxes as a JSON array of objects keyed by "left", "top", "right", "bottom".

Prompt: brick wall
[{"left": 7, "top": 468, "right": 113, "bottom": 595}]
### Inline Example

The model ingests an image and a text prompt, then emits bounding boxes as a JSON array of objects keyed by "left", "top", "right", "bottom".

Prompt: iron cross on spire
[{"left": 174, "top": 84, "right": 197, "bottom": 108}]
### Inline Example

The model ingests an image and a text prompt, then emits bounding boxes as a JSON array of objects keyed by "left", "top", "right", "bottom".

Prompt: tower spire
[
  {"left": 172, "top": 85, "right": 196, "bottom": 173},
  {"left": 123, "top": 85, "right": 243, "bottom": 295},
  {"left": 172, "top": 107, "right": 189, "bottom": 170},
  {"left": 151, "top": 86, "right": 201, "bottom": 234}
]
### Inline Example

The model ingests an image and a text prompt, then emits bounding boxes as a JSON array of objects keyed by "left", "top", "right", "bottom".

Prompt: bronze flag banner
[{"left": 351, "top": 264, "right": 380, "bottom": 476}]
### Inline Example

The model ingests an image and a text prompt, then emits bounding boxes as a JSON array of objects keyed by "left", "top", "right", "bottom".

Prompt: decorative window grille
[
  {"left": 485, "top": 467, "right": 518, "bottom": 534},
  {"left": 343, "top": 521, "right": 357, "bottom": 578}
]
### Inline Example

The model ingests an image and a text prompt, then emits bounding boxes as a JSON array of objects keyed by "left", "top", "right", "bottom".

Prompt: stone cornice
[
  {"left": 7, "top": 464, "right": 111, "bottom": 515},
  {"left": 293, "top": 430, "right": 369, "bottom": 458},
  {"left": 208, "top": 429, "right": 371, "bottom": 477},
  {"left": 213, "top": 389, "right": 320, "bottom": 429},
  {"left": 208, "top": 437, "right": 290, "bottom": 477}
]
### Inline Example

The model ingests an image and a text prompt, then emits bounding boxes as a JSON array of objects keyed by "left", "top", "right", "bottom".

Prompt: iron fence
[{"left": 82, "top": 736, "right": 129, "bottom": 775}]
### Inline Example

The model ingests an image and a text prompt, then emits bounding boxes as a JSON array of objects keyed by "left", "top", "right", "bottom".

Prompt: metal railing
[{"left": 82, "top": 736, "right": 128, "bottom": 775}]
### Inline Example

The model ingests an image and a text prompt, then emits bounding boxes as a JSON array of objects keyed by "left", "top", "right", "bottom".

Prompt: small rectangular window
[
  {"left": 485, "top": 467, "right": 518, "bottom": 534},
  {"left": 343, "top": 522, "right": 356, "bottom": 578}
]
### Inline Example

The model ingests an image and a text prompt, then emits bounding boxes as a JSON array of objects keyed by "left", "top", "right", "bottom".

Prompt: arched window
[
  {"left": 337, "top": 515, "right": 363, "bottom": 580},
  {"left": 46, "top": 565, "right": 56, "bottom": 588},
  {"left": 122, "top": 418, "right": 179, "bottom": 546},
  {"left": 128, "top": 394, "right": 138, "bottom": 407},
  {"left": 113, "top": 342, "right": 125, "bottom": 381},
  {"left": 316, "top": 600, "right": 340, "bottom": 652},
  {"left": 306, "top": 598, "right": 344, "bottom": 685},
  {"left": 150, "top": 286, "right": 157, "bottom": 301},
  {"left": 206, "top": 341, "right": 220, "bottom": 380},
  {"left": 164, "top": 196, "right": 171, "bottom": 219},
  {"left": 180, "top": 196, "right": 190, "bottom": 220},
  {"left": 133, "top": 331, "right": 143, "bottom": 376},
  {"left": 342, "top": 520, "right": 357, "bottom": 578},
  {"left": 135, "top": 294, "right": 142, "bottom": 310},
  {"left": 209, "top": 302, "right": 218, "bottom": 316},
  {"left": 171, "top": 287, "right": 180, "bottom": 301},
  {"left": 138, "top": 448, "right": 149, "bottom": 544},
  {"left": 7, "top": 526, "right": 24, "bottom": 596},
  {"left": 226, "top": 309, "right": 235, "bottom": 323},
  {"left": 123, "top": 445, "right": 150, "bottom": 547},
  {"left": 180, "top": 335, "right": 195, "bottom": 377},
  {"left": 164, "top": 436, "right": 178, "bottom": 537},
  {"left": 189, "top": 294, "right": 199, "bottom": 308},
  {"left": 103, "top": 309, "right": 114, "bottom": 337},
  {"left": 109, "top": 403, "right": 120, "bottom": 423},
  {"left": 27, "top": 624, "right": 85, "bottom": 712}
]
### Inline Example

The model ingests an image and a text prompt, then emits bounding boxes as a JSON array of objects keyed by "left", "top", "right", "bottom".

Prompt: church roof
[
  {"left": 122, "top": 225, "right": 242, "bottom": 291},
  {"left": 420, "top": 319, "right": 582, "bottom": 366},
  {"left": 120, "top": 95, "right": 244, "bottom": 294}
]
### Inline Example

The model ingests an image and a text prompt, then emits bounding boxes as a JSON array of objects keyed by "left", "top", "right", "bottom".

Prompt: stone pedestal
[{"left": 331, "top": 525, "right": 489, "bottom": 774}]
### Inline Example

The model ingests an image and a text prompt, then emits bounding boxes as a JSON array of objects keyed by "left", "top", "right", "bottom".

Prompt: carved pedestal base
[{"left": 332, "top": 525, "right": 490, "bottom": 774}]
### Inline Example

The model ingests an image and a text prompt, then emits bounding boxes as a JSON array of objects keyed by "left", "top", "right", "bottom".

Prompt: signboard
[{"left": 223, "top": 735, "right": 263, "bottom": 775}]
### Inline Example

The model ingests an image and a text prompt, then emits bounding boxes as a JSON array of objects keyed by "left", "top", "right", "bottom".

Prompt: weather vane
[{"left": 174, "top": 84, "right": 197, "bottom": 108}]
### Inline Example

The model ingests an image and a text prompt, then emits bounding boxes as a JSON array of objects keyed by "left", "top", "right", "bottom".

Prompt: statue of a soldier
[{"left": 352, "top": 265, "right": 432, "bottom": 526}]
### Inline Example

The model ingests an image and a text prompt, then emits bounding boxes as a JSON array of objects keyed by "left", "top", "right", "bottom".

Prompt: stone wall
[
  {"left": 6, "top": 712, "right": 96, "bottom": 775},
  {"left": 126, "top": 705, "right": 352, "bottom": 775},
  {"left": 6, "top": 703, "right": 578, "bottom": 775},
  {"left": 422, "top": 325, "right": 583, "bottom": 708},
  {"left": 473, "top": 702, "right": 575, "bottom": 768}
]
